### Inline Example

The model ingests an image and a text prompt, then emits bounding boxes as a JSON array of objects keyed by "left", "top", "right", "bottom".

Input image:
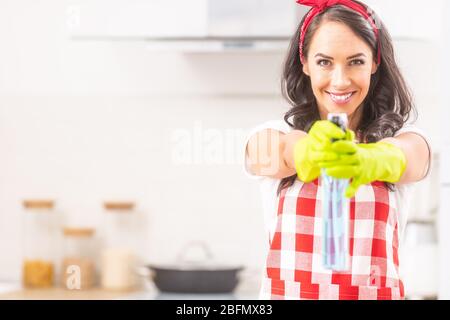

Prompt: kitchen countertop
[
  {"left": 0, "top": 287, "right": 136, "bottom": 300},
  {"left": 0, "top": 265, "right": 262, "bottom": 300},
  {"left": 0, "top": 279, "right": 260, "bottom": 300}
]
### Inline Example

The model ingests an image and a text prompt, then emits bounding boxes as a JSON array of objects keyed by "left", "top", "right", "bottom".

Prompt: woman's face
[{"left": 303, "top": 20, "right": 378, "bottom": 127}]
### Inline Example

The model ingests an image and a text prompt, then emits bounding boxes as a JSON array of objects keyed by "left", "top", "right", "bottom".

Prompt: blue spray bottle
[{"left": 321, "top": 113, "right": 350, "bottom": 271}]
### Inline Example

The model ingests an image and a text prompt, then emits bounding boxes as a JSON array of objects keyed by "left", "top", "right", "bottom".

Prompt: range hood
[{"left": 67, "top": 0, "right": 306, "bottom": 52}]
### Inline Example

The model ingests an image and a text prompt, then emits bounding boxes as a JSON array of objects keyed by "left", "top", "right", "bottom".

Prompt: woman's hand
[
  {"left": 294, "top": 120, "right": 349, "bottom": 182},
  {"left": 321, "top": 135, "right": 407, "bottom": 198}
]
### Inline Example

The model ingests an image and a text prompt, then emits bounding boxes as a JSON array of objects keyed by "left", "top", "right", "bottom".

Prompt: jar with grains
[{"left": 22, "top": 200, "right": 57, "bottom": 288}]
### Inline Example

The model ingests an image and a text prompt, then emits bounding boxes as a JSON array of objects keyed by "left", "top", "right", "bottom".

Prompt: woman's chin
[{"left": 324, "top": 107, "right": 351, "bottom": 115}]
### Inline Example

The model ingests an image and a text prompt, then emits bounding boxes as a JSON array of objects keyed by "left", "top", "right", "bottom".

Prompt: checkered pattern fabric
[{"left": 260, "top": 178, "right": 404, "bottom": 300}]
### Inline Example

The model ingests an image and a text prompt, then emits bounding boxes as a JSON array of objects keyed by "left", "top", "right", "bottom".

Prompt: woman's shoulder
[
  {"left": 394, "top": 124, "right": 428, "bottom": 137},
  {"left": 394, "top": 123, "right": 433, "bottom": 155},
  {"left": 395, "top": 123, "right": 433, "bottom": 181},
  {"left": 394, "top": 123, "right": 433, "bottom": 156}
]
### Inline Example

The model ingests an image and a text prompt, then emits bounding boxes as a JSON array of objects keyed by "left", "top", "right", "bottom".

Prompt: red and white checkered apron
[{"left": 260, "top": 178, "right": 404, "bottom": 300}]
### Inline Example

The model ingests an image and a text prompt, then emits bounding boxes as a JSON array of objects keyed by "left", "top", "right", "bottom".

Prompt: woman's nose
[{"left": 330, "top": 66, "right": 351, "bottom": 89}]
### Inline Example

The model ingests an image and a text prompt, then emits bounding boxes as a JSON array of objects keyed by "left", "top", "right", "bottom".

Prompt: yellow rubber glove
[
  {"left": 321, "top": 138, "right": 407, "bottom": 198},
  {"left": 293, "top": 120, "right": 349, "bottom": 183}
]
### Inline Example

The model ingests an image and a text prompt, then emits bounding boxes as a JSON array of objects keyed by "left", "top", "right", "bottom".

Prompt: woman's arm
[
  {"left": 381, "top": 132, "right": 431, "bottom": 184},
  {"left": 245, "top": 129, "right": 307, "bottom": 179}
]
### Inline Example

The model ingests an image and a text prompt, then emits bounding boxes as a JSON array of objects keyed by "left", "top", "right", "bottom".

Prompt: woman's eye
[
  {"left": 350, "top": 59, "right": 365, "bottom": 66},
  {"left": 317, "top": 59, "right": 331, "bottom": 67}
]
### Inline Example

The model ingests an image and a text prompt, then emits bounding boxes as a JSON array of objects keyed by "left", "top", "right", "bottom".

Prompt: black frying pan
[
  {"left": 146, "top": 241, "right": 244, "bottom": 293},
  {"left": 147, "top": 265, "right": 244, "bottom": 293}
]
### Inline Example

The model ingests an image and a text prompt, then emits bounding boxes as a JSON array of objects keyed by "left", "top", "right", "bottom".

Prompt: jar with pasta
[
  {"left": 61, "top": 227, "right": 96, "bottom": 290},
  {"left": 22, "top": 200, "right": 57, "bottom": 288}
]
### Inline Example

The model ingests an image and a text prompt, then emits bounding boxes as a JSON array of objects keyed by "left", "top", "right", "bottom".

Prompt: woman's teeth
[{"left": 329, "top": 92, "right": 354, "bottom": 103}]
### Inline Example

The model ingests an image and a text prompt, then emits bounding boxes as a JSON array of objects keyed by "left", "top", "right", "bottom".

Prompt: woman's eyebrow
[
  {"left": 313, "top": 53, "right": 367, "bottom": 60},
  {"left": 347, "top": 53, "right": 366, "bottom": 60},
  {"left": 315, "top": 53, "right": 333, "bottom": 59}
]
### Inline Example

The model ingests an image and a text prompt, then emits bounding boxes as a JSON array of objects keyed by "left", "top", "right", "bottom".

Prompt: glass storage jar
[
  {"left": 22, "top": 200, "right": 57, "bottom": 288},
  {"left": 100, "top": 201, "right": 137, "bottom": 291},
  {"left": 61, "top": 227, "right": 96, "bottom": 290}
]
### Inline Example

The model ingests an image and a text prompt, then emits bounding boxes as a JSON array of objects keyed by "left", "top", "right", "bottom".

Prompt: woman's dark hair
[{"left": 277, "top": 1, "right": 416, "bottom": 196}]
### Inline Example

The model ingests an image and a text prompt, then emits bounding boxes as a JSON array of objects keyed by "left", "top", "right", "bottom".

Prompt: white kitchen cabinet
[
  {"left": 67, "top": 0, "right": 209, "bottom": 38},
  {"left": 67, "top": 0, "right": 299, "bottom": 39}
]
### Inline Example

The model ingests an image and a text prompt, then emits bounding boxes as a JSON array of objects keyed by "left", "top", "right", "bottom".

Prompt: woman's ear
[
  {"left": 371, "top": 60, "right": 378, "bottom": 74},
  {"left": 303, "top": 62, "right": 310, "bottom": 76}
]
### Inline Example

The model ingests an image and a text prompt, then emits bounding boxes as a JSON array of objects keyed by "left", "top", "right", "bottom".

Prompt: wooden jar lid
[
  {"left": 63, "top": 227, "right": 95, "bottom": 237},
  {"left": 23, "top": 200, "right": 55, "bottom": 210},
  {"left": 103, "top": 201, "right": 135, "bottom": 211}
]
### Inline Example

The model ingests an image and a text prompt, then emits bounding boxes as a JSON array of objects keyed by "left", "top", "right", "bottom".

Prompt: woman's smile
[{"left": 326, "top": 91, "right": 357, "bottom": 105}]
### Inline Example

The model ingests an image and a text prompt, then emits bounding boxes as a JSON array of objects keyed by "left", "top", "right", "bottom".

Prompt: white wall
[
  {"left": 364, "top": 0, "right": 445, "bottom": 41},
  {"left": 0, "top": 0, "right": 445, "bottom": 285},
  {"left": 0, "top": 95, "right": 288, "bottom": 281}
]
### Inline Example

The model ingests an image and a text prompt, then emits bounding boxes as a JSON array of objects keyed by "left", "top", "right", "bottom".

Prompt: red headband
[{"left": 297, "top": 0, "right": 381, "bottom": 65}]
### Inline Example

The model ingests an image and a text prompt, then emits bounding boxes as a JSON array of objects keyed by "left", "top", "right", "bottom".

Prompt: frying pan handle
[
  {"left": 236, "top": 267, "right": 263, "bottom": 282},
  {"left": 135, "top": 266, "right": 155, "bottom": 279},
  {"left": 176, "top": 240, "right": 214, "bottom": 263}
]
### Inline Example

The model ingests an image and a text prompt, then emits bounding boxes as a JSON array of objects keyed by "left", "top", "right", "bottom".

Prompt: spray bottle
[{"left": 321, "top": 113, "right": 350, "bottom": 271}]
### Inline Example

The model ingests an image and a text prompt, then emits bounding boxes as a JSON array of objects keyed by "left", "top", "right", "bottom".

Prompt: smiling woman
[{"left": 244, "top": 0, "right": 432, "bottom": 301}]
